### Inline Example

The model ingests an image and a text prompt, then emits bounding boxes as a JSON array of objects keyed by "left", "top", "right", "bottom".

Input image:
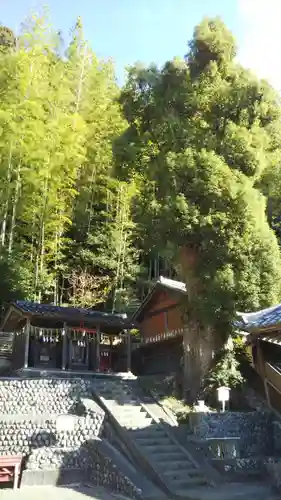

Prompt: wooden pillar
[
  {"left": 164, "top": 311, "right": 168, "bottom": 333},
  {"left": 109, "top": 336, "right": 113, "bottom": 372},
  {"left": 62, "top": 322, "right": 67, "bottom": 370},
  {"left": 24, "top": 319, "right": 30, "bottom": 368},
  {"left": 257, "top": 339, "right": 266, "bottom": 378},
  {"left": 69, "top": 338, "right": 73, "bottom": 370},
  {"left": 96, "top": 325, "right": 100, "bottom": 372},
  {"left": 126, "top": 330, "right": 132, "bottom": 373},
  {"left": 85, "top": 331, "right": 89, "bottom": 369}
]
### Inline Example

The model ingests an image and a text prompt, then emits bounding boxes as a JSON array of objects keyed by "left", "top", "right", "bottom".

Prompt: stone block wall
[
  {"left": 0, "top": 415, "right": 103, "bottom": 459},
  {"left": 0, "top": 377, "right": 106, "bottom": 464},
  {"left": 265, "top": 459, "right": 281, "bottom": 492},
  {"left": 0, "top": 378, "right": 92, "bottom": 415},
  {"left": 90, "top": 442, "right": 141, "bottom": 499},
  {"left": 273, "top": 420, "right": 281, "bottom": 453},
  {"left": 189, "top": 411, "right": 274, "bottom": 457},
  {"left": 0, "top": 377, "right": 141, "bottom": 497},
  {"left": 22, "top": 441, "right": 141, "bottom": 498}
]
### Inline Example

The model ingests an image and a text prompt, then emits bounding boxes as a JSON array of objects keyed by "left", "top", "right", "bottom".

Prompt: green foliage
[
  {"left": 0, "top": 11, "right": 281, "bottom": 330},
  {"left": 232, "top": 335, "right": 251, "bottom": 371},
  {"left": 0, "top": 11, "right": 139, "bottom": 312},
  {"left": 205, "top": 342, "right": 245, "bottom": 391},
  {"left": 115, "top": 17, "right": 281, "bottom": 334},
  {"left": 0, "top": 26, "right": 16, "bottom": 51},
  {"left": 187, "top": 17, "right": 236, "bottom": 77}
]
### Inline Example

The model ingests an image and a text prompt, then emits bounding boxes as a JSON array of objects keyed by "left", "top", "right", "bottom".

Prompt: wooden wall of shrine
[
  {"left": 12, "top": 330, "right": 26, "bottom": 370},
  {"left": 135, "top": 288, "right": 184, "bottom": 376},
  {"left": 139, "top": 289, "right": 184, "bottom": 343},
  {"left": 11, "top": 323, "right": 129, "bottom": 373}
]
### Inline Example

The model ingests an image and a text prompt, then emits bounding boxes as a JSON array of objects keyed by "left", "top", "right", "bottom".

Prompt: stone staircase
[
  {"left": 91, "top": 377, "right": 281, "bottom": 500},
  {"left": 92, "top": 379, "right": 209, "bottom": 497}
]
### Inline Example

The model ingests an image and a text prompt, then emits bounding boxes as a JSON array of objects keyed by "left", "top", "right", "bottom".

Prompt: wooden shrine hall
[{"left": 0, "top": 301, "right": 135, "bottom": 373}]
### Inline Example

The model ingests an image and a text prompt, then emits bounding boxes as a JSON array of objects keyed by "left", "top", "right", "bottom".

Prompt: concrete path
[
  {"left": 0, "top": 485, "right": 130, "bottom": 500},
  {"left": 0, "top": 482, "right": 279, "bottom": 500}
]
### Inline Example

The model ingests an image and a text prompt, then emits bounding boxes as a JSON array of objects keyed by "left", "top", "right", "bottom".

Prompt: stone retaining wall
[
  {"left": 265, "top": 459, "right": 281, "bottom": 492},
  {"left": 90, "top": 441, "right": 141, "bottom": 499},
  {"left": 21, "top": 441, "right": 141, "bottom": 498},
  {"left": 273, "top": 420, "right": 281, "bottom": 453},
  {"left": 0, "top": 377, "right": 141, "bottom": 497},
  {"left": 0, "top": 415, "right": 103, "bottom": 459},
  {"left": 189, "top": 411, "right": 274, "bottom": 457},
  {"left": 0, "top": 378, "right": 92, "bottom": 415},
  {"left": 0, "top": 377, "right": 106, "bottom": 467}
]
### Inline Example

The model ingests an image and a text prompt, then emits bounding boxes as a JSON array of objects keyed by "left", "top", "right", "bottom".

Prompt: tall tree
[
  {"left": 0, "top": 12, "right": 86, "bottom": 304},
  {"left": 0, "top": 25, "right": 16, "bottom": 50},
  {"left": 114, "top": 17, "right": 281, "bottom": 333},
  {"left": 62, "top": 21, "right": 139, "bottom": 311}
]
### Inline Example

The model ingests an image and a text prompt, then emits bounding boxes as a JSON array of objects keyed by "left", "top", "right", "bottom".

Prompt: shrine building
[
  {"left": 1, "top": 301, "right": 135, "bottom": 374},
  {"left": 133, "top": 276, "right": 222, "bottom": 402},
  {"left": 237, "top": 305, "right": 281, "bottom": 414},
  {"left": 132, "top": 276, "right": 187, "bottom": 375}
]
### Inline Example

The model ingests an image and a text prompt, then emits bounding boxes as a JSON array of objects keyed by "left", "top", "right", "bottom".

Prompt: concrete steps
[
  {"left": 91, "top": 379, "right": 281, "bottom": 499},
  {"left": 92, "top": 379, "right": 209, "bottom": 497},
  {"left": 175, "top": 482, "right": 281, "bottom": 500}
]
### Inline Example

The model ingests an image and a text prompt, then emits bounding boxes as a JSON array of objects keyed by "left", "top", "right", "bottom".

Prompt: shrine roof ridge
[
  {"left": 132, "top": 275, "right": 187, "bottom": 321},
  {"left": 236, "top": 302, "right": 281, "bottom": 331},
  {"left": 12, "top": 300, "right": 131, "bottom": 326},
  {"left": 158, "top": 276, "right": 187, "bottom": 293}
]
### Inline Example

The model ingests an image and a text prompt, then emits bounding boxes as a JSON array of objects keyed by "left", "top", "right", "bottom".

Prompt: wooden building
[
  {"left": 1, "top": 301, "right": 134, "bottom": 373},
  {"left": 237, "top": 305, "right": 281, "bottom": 413},
  {"left": 133, "top": 276, "right": 221, "bottom": 401},
  {"left": 132, "top": 276, "right": 186, "bottom": 375}
]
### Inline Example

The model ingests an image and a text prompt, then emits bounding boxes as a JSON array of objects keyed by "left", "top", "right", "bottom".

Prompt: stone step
[
  {"left": 119, "top": 420, "right": 153, "bottom": 428},
  {"left": 98, "top": 388, "right": 131, "bottom": 394},
  {"left": 108, "top": 407, "right": 143, "bottom": 415},
  {"left": 128, "top": 427, "right": 167, "bottom": 438},
  {"left": 157, "top": 459, "right": 194, "bottom": 471},
  {"left": 115, "top": 409, "right": 150, "bottom": 419},
  {"left": 134, "top": 436, "right": 173, "bottom": 446},
  {"left": 120, "top": 420, "right": 153, "bottom": 429},
  {"left": 120, "top": 422, "right": 153, "bottom": 430},
  {"left": 163, "top": 466, "right": 198, "bottom": 478},
  {"left": 96, "top": 385, "right": 130, "bottom": 392},
  {"left": 116, "top": 409, "right": 148, "bottom": 417},
  {"left": 149, "top": 451, "right": 188, "bottom": 462},
  {"left": 138, "top": 443, "right": 180, "bottom": 454},
  {"left": 102, "top": 398, "right": 139, "bottom": 406},
  {"left": 171, "top": 474, "right": 208, "bottom": 488},
  {"left": 111, "top": 412, "right": 147, "bottom": 421},
  {"left": 174, "top": 482, "right": 280, "bottom": 500},
  {"left": 106, "top": 399, "right": 144, "bottom": 411}
]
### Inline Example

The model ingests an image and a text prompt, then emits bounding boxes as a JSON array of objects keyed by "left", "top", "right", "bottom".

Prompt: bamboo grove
[
  {"left": 0, "top": 14, "right": 139, "bottom": 312},
  {"left": 1, "top": 12, "right": 281, "bottom": 331}
]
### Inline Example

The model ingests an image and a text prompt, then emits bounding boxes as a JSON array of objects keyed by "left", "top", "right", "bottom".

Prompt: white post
[
  {"left": 217, "top": 386, "right": 230, "bottom": 413},
  {"left": 24, "top": 319, "right": 30, "bottom": 368}
]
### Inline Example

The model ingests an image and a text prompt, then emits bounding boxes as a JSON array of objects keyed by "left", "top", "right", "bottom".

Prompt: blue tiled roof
[
  {"left": 236, "top": 303, "right": 281, "bottom": 331},
  {"left": 13, "top": 300, "right": 131, "bottom": 327}
]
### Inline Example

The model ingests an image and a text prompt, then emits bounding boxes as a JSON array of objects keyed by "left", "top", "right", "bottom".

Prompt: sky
[{"left": 0, "top": 0, "right": 280, "bottom": 90}]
